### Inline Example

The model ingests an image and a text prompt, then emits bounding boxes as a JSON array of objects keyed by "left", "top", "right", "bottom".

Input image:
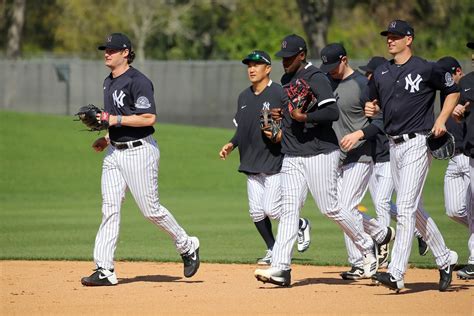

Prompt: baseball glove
[
  {"left": 75, "top": 104, "right": 109, "bottom": 131},
  {"left": 260, "top": 108, "right": 282, "bottom": 143},
  {"left": 285, "top": 79, "right": 317, "bottom": 113},
  {"left": 426, "top": 131, "right": 455, "bottom": 160}
]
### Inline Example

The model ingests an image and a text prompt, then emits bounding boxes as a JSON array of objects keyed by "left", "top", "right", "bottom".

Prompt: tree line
[{"left": 1, "top": 0, "right": 473, "bottom": 61}]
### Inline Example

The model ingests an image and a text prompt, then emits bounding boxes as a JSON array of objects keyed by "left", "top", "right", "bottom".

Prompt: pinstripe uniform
[
  {"left": 369, "top": 56, "right": 458, "bottom": 280},
  {"left": 270, "top": 63, "right": 375, "bottom": 271},
  {"left": 93, "top": 67, "right": 194, "bottom": 271},
  {"left": 460, "top": 71, "right": 474, "bottom": 266}
]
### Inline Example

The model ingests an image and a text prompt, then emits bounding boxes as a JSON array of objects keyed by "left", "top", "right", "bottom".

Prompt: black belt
[
  {"left": 454, "top": 148, "right": 463, "bottom": 155},
  {"left": 111, "top": 140, "right": 143, "bottom": 150},
  {"left": 390, "top": 133, "right": 417, "bottom": 144}
]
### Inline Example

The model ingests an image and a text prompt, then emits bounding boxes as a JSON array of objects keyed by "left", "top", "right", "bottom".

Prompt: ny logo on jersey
[
  {"left": 404, "top": 74, "right": 422, "bottom": 93},
  {"left": 112, "top": 90, "right": 126, "bottom": 108},
  {"left": 262, "top": 101, "right": 270, "bottom": 111}
]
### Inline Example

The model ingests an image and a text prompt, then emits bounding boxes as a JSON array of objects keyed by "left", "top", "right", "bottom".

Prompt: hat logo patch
[
  {"left": 390, "top": 21, "right": 396, "bottom": 28},
  {"left": 107, "top": 36, "right": 112, "bottom": 42},
  {"left": 321, "top": 55, "right": 328, "bottom": 63},
  {"left": 282, "top": 41, "right": 287, "bottom": 49}
]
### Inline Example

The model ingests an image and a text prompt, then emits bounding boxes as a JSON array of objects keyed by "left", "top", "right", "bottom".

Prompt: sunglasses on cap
[{"left": 242, "top": 52, "right": 271, "bottom": 65}]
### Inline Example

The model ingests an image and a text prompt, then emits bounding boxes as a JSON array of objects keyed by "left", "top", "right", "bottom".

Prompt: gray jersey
[{"left": 331, "top": 71, "right": 372, "bottom": 164}]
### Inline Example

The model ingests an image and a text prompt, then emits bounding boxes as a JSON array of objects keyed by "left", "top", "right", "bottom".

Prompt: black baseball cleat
[
  {"left": 81, "top": 267, "right": 118, "bottom": 286},
  {"left": 457, "top": 264, "right": 474, "bottom": 280},
  {"left": 439, "top": 250, "right": 458, "bottom": 291},
  {"left": 340, "top": 266, "right": 365, "bottom": 280},
  {"left": 417, "top": 236, "right": 429, "bottom": 256},
  {"left": 380, "top": 226, "right": 395, "bottom": 245},
  {"left": 255, "top": 268, "right": 291, "bottom": 286},
  {"left": 181, "top": 236, "right": 200, "bottom": 278},
  {"left": 372, "top": 272, "right": 404, "bottom": 293}
]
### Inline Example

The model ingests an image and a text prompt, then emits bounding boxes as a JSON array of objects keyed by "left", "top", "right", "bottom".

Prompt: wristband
[{"left": 117, "top": 115, "right": 122, "bottom": 127}]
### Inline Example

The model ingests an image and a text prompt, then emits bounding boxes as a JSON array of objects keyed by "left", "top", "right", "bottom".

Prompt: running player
[
  {"left": 219, "top": 50, "right": 311, "bottom": 266},
  {"left": 453, "top": 41, "right": 474, "bottom": 280},
  {"left": 81, "top": 33, "right": 200, "bottom": 286},
  {"left": 254, "top": 34, "right": 378, "bottom": 286},
  {"left": 366, "top": 20, "right": 459, "bottom": 292}
]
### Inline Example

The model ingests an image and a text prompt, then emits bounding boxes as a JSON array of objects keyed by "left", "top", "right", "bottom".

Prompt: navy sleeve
[
  {"left": 130, "top": 75, "right": 156, "bottom": 114},
  {"left": 308, "top": 72, "right": 337, "bottom": 107},
  {"left": 229, "top": 94, "right": 243, "bottom": 147},
  {"left": 367, "top": 77, "right": 379, "bottom": 102},
  {"left": 428, "top": 63, "right": 459, "bottom": 95}
]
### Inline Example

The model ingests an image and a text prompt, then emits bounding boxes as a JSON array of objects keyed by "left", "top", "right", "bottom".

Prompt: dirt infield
[{"left": 1, "top": 261, "right": 473, "bottom": 315}]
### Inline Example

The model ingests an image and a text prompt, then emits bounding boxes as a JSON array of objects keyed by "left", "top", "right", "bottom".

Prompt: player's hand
[
  {"left": 364, "top": 99, "right": 380, "bottom": 117},
  {"left": 431, "top": 120, "right": 447, "bottom": 138},
  {"left": 290, "top": 107, "right": 307, "bottom": 122},
  {"left": 219, "top": 143, "right": 234, "bottom": 160},
  {"left": 452, "top": 103, "right": 466, "bottom": 123},
  {"left": 92, "top": 137, "right": 109, "bottom": 152},
  {"left": 270, "top": 108, "right": 283, "bottom": 121},
  {"left": 340, "top": 130, "right": 364, "bottom": 152}
]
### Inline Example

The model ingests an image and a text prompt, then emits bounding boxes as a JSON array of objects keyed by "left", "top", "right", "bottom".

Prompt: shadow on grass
[{"left": 118, "top": 274, "right": 203, "bottom": 284}]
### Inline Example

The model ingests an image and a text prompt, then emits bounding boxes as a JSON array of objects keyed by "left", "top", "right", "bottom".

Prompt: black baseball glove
[
  {"left": 260, "top": 108, "right": 282, "bottom": 143},
  {"left": 285, "top": 79, "right": 317, "bottom": 113},
  {"left": 426, "top": 131, "right": 455, "bottom": 160},
  {"left": 75, "top": 104, "right": 109, "bottom": 131}
]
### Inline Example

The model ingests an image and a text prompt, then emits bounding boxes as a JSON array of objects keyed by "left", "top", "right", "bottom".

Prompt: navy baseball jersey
[
  {"left": 369, "top": 56, "right": 459, "bottom": 136},
  {"left": 460, "top": 72, "right": 474, "bottom": 157},
  {"left": 229, "top": 80, "right": 284, "bottom": 174},
  {"left": 440, "top": 93, "right": 466, "bottom": 152},
  {"left": 280, "top": 62, "right": 339, "bottom": 156},
  {"left": 103, "top": 67, "right": 156, "bottom": 142}
]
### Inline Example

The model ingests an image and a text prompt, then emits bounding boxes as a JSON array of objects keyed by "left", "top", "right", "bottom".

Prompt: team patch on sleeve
[
  {"left": 444, "top": 72, "right": 454, "bottom": 87},
  {"left": 135, "top": 96, "right": 151, "bottom": 109}
]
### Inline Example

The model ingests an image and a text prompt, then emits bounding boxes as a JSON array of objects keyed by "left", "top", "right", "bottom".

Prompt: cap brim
[
  {"left": 359, "top": 65, "right": 371, "bottom": 72},
  {"left": 467, "top": 42, "right": 474, "bottom": 49},
  {"left": 97, "top": 44, "right": 129, "bottom": 50},
  {"left": 320, "top": 61, "right": 340, "bottom": 73},
  {"left": 242, "top": 59, "right": 270, "bottom": 65},
  {"left": 380, "top": 30, "right": 406, "bottom": 37},
  {"left": 275, "top": 50, "right": 300, "bottom": 58}
]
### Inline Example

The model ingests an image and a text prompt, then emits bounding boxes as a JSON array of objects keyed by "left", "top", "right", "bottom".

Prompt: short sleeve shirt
[{"left": 103, "top": 67, "right": 156, "bottom": 142}]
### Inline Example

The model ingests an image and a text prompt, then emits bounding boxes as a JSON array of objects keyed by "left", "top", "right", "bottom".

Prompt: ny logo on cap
[
  {"left": 321, "top": 55, "right": 328, "bottom": 63},
  {"left": 107, "top": 36, "right": 112, "bottom": 42},
  {"left": 282, "top": 41, "right": 287, "bottom": 49},
  {"left": 390, "top": 21, "right": 396, "bottom": 28}
]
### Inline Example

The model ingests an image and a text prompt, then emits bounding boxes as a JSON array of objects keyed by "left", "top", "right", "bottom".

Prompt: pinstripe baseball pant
[
  {"left": 388, "top": 133, "right": 451, "bottom": 280},
  {"left": 93, "top": 136, "right": 193, "bottom": 270},
  {"left": 468, "top": 158, "right": 474, "bottom": 264},
  {"left": 444, "top": 154, "right": 470, "bottom": 227},
  {"left": 338, "top": 162, "right": 373, "bottom": 268},
  {"left": 271, "top": 150, "right": 374, "bottom": 271},
  {"left": 247, "top": 173, "right": 308, "bottom": 222}
]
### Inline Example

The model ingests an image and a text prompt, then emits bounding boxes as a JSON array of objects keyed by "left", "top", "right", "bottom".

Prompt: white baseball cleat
[
  {"left": 297, "top": 218, "right": 311, "bottom": 252},
  {"left": 255, "top": 267, "right": 291, "bottom": 286}
]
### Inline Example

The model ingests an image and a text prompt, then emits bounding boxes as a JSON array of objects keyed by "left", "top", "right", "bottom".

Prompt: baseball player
[
  {"left": 366, "top": 20, "right": 460, "bottom": 292},
  {"left": 219, "top": 50, "right": 311, "bottom": 266},
  {"left": 319, "top": 44, "right": 394, "bottom": 280},
  {"left": 436, "top": 56, "right": 471, "bottom": 226},
  {"left": 360, "top": 57, "right": 430, "bottom": 266},
  {"left": 81, "top": 33, "right": 200, "bottom": 286},
  {"left": 254, "top": 34, "right": 378, "bottom": 286},
  {"left": 453, "top": 41, "right": 474, "bottom": 280}
]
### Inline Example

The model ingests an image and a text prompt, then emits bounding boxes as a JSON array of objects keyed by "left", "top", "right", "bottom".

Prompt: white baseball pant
[
  {"left": 444, "top": 154, "right": 470, "bottom": 227},
  {"left": 388, "top": 133, "right": 452, "bottom": 280},
  {"left": 271, "top": 150, "right": 374, "bottom": 271},
  {"left": 93, "top": 136, "right": 193, "bottom": 270}
]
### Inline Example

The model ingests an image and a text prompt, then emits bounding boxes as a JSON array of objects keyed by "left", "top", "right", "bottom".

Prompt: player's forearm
[
  {"left": 436, "top": 92, "right": 460, "bottom": 124},
  {"left": 306, "top": 102, "right": 339, "bottom": 123},
  {"left": 109, "top": 113, "right": 156, "bottom": 127}
]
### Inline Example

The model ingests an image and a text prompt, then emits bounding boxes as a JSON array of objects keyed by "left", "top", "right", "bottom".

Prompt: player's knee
[{"left": 250, "top": 209, "right": 265, "bottom": 222}]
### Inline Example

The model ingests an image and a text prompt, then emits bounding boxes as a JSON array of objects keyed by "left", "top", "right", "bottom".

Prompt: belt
[
  {"left": 390, "top": 133, "right": 417, "bottom": 144},
  {"left": 454, "top": 148, "right": 463, "bottom": 155},
  {"left": 111, "top": 140, "right": 143, "bottom": 150}
]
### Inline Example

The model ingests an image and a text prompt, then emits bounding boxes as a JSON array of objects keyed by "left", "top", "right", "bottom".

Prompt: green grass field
[{"left": 0, "top": 111, "right": 470, "bottom": 268}]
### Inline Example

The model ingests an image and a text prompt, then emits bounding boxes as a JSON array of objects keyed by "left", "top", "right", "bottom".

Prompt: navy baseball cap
[
  {"left": 436, "top": 56, "right": 461, "bottom": 74},
  {"left": 242, "top": 50, "right": 271, "bottom": 65},
  {"left": 275, "top": 34, "right": 307, "bottom": 58},
  {"left": 98, "top": 33, "right": 132, "bottom": 50},
  {"left": 380, "top": 20, "right": 414, "bottom": 37},
  {"left": 468, "top": 42, "right": 474, "bottom": 49},
  {"left": 319, "top": 43, "right": 347, "bottom": 73},
  {"left": 359, "top": 56, "right": 388, "bottom": 73}
]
